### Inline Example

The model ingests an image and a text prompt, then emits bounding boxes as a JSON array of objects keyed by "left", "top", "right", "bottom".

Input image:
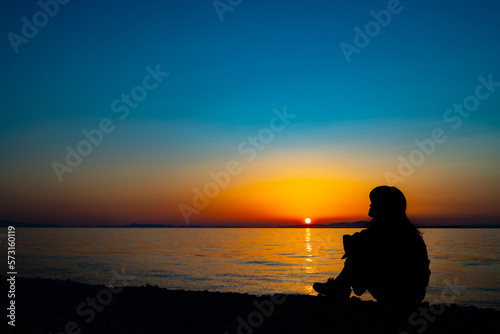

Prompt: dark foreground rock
[{"left": 2, "top": 276, "right": 499, "bottom": 334}]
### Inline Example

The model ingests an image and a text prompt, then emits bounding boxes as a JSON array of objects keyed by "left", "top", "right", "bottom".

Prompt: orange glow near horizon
[
  {"left": 203, "top": 178, "right": 372, "bottom": 223},
  {"left": 2, "top": 145, "right": 499, "bottom": 226}
]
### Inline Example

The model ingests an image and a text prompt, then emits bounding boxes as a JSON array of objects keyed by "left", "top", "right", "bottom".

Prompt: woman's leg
[
  {"left": 313, "top": 254, "right": 369, "bottom": 298},
  {"left": 337, "top": 254, "right": 369, "bottom": 296}
]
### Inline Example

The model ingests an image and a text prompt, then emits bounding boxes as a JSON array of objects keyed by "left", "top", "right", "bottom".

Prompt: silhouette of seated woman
[{"left": 313, "top": 186, "right": 430, "bottom": 307}]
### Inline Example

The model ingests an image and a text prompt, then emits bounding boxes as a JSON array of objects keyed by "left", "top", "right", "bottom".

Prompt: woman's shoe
[
  {"left": 352, "top": 284, "right": 367, "bottom": 296},
  {"left": 313, "top": 278, "right": 351, "bottom": 300}
]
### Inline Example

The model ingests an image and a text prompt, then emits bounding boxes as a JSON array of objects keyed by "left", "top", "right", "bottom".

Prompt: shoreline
[{"left": 2, "top": 276, "right": 500, "bottom": 334}]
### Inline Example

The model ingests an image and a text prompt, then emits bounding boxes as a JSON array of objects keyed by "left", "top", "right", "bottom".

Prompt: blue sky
[{"left": 1, "top": 0, "right": 500, "bottom": 225}]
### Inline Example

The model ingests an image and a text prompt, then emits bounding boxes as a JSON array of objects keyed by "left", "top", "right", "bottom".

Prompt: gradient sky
[{"left": 1, "top": 0, "right": 500, "bottom": 226}]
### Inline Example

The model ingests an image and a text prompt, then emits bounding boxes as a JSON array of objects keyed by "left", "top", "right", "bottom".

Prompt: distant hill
[
  {"left": 278, "top": 221, "right": 500, "bottom": 228},
  {"left": 417, "top": 223, "right": 500, "bottom": 228},
  {"left": 0, "top": 221, "right": 175, "bottom": 228},
  {"left": 278, "top": 220, "right": 371, "bottom": 228}
]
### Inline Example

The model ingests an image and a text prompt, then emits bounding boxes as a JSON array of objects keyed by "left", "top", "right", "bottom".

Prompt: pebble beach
[{"left": 3, "top": 276, "right": 500, "bottom": 334}]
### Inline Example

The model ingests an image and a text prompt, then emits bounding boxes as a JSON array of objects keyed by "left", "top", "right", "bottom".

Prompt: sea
[{"left": 9, "top": 227, "right": 500, "bottom": 310}]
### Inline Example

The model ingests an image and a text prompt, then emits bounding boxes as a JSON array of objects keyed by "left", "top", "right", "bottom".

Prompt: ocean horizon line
[{"left": 2, "top": 220, "right": 500, "bottom": 229}]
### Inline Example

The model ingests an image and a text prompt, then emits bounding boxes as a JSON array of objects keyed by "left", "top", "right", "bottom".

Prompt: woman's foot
[
  {"left": 313, "top": 278, "right": 351, "bottom": 300},
  {"left": 352, "top": 284, "right": 367, "bottom": 296}
]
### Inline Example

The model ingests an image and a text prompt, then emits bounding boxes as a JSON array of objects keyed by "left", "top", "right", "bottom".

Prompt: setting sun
[{"left": 305, "top": 218, "right": 311, "bottom": 224}]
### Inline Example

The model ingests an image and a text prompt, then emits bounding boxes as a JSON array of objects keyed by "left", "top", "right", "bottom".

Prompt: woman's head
[
  {"left": 368, "top": 186, "right": 421, "bottom": 235},
  {"left": 368, "top": 186, "right": 407, "bottom": 219}
]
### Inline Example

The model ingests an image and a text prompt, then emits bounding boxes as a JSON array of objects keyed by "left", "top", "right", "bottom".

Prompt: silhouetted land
[
  {"left": 1, "top": 220, "right": 500, "bottom": 228},
  {"left": 3, "top": 276, "right": 499, "bottom": 334}
]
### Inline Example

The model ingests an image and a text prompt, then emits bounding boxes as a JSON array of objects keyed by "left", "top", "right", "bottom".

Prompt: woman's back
[{"left": 367, "top": 225, "right": 430, "bottom": 288}]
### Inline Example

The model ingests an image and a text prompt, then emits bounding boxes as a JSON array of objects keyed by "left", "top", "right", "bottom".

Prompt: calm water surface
[{"left": 14, "top": 228, "right": 500, "bottom": 310}]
